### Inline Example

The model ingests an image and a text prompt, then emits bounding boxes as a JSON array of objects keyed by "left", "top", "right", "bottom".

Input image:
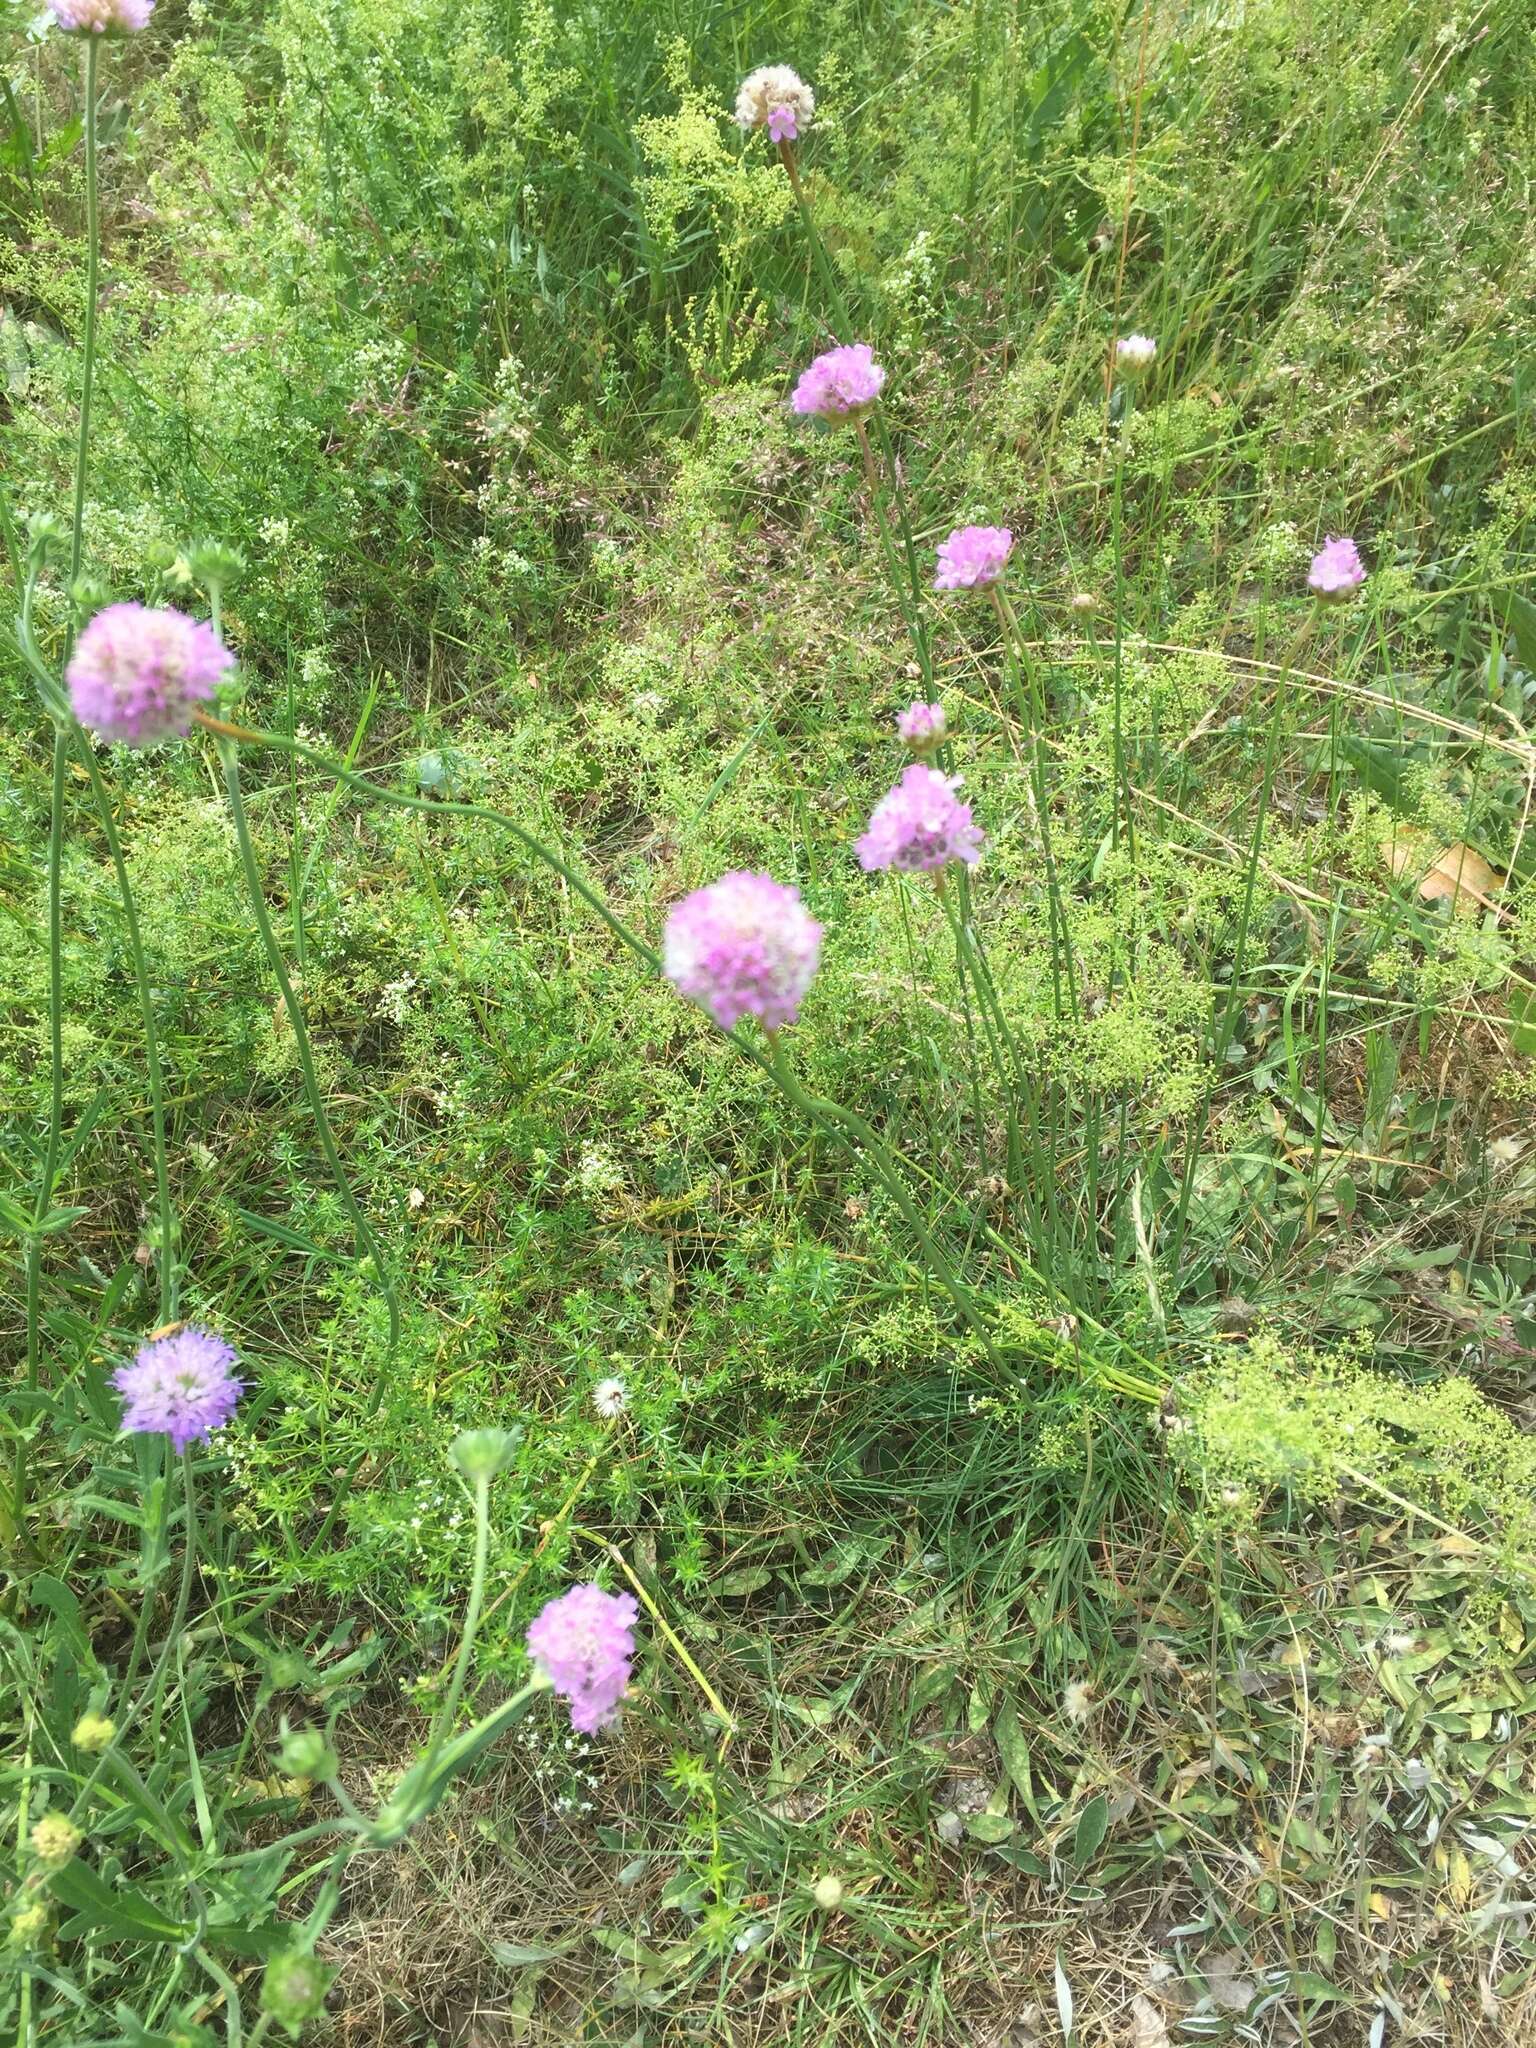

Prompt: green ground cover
[{"left": 3, "top": 0, "right": 1536, "bottom": 2038}]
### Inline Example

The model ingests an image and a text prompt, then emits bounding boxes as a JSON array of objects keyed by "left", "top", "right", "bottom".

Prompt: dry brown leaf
[
  {"left": 1128, "top": 1992, "right": 1171, "bottom": 2047},
  {"left": 1385, "top": 828, "right": 1506, "bottom": 916}
]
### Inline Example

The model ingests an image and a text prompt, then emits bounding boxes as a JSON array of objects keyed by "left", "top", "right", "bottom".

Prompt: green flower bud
[
  {"left": 187, "top": 538, "right": 248, "bottom": 591},
  {"left": 259, "top": 1948, "right": 333, "bottom": 2035},
  {"left": 277, "top": 1724, "right": 337, "bottom": 1781},
  {"left": 9, "top": 1901, "right": 50, "bottom": 1948},
  {"left": 449, "top": 1427, "right": 519, "bottom": 1483},
  {"left": 71, "top": 1711, "right": 116, "bottom": 1754},
  {"left": 29, "top": 1814, "right": 81, "bottom": 1868}
]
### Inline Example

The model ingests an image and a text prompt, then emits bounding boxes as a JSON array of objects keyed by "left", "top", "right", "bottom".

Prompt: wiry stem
[{"left": 216, "top": 736, "right": 401, "bottom": 1351}]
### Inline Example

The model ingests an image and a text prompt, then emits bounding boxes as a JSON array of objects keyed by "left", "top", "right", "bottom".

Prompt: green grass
[{"left": 3, "top": 0, "right": 1536, "bottom": 2039}]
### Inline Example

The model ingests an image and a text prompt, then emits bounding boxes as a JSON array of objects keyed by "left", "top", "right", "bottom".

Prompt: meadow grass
[{"left": 3, "top": 0, "right": 1536, "bottom": 2039}]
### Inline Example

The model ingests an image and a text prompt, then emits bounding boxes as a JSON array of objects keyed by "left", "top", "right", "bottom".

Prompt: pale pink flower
[
  {"left": 526, "top": 1584, "right": 638, "bottom": 1734},
  {"left": 934, "top": 525, "right": 1012, "bottom": 591},
  {"left": 1307, "top": 535, "right": 1366, "bottom": 601},
  {"left": 896, "top": 702, "right": 946, "bottom": 751},
  {"left": 856, "top": 764, "right": 984, "bottom": 874},
  {"left": 791, "top": 344, "right": 885, "bottom": 422},
  {"left": 663, "top": 872, "right": 822, "bottom": 1033}
]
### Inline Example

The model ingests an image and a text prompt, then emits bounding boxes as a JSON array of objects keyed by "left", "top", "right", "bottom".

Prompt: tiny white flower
[
  {"left": 593, "top": 1377, "right": 628, "bottom": 1420},
  {"left": 408, "top": 1187, "right": 426, "bottom": 1210},
  {"left": 1115, "top": 332, "right": 1157, "bottom": 373}
]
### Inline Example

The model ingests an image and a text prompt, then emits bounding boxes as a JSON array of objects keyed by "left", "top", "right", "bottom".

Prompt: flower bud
[
  {"left": 9, "top": 1901, "right": 50, "bottom": 1948},
  {"left": 71, "top": 1711, "right": 116, "bottom": 1754},
  {"left": 259, "top": 1949, "right": 333, "bottom": 2035},
  {"left": 277, "top": 1724, "right": 337, "bottom": 1782},
  {"left": 449, "top": 1427, "right": 519, "bottom": 1483},
  {"left": 811, "top": 1873, "right": 844, "bottom": 1910},
  {"left": 187, "top": 538, "right": 248, "bottom": 591},
  {"left": 29, "top": 1815, "right": 81, "bottom": 1869}
]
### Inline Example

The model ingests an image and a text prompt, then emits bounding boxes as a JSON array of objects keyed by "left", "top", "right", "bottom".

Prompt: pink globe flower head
[
  {"left": 47, "top": 0, "right": 153, "bottom": 30},
  {"left": 896, "top": 701, "right": 946, "bottom": 752},
  {"left": 67, "top": 602, "right": 233, "bottom": 747},
  {"left": 734, "top": 65, "right": 814, "bottom": 137},
  {"left": 664, "top": 871, "right": 822, "bottom": 1034},
  {"left": 791, "top": 344, "right": 885, "bottom": 424},
  {"left": 857, "top": 763, "right": 985, "bottom": 875},
  {"left": 112, "top": 1326, "right": 242, "bottom": 1452},
  {"left": 526, "top": 1584, "right": 638, "bottom": 1735},
  {"left": 934, "top": 525, "right": 1013, "bottom": 592},
  {"left": 1307, "top": 535, "right": 1366, "bottom": 602}
]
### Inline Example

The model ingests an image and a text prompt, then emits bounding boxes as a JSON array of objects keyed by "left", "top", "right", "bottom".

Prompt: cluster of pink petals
[
  {"left": 896, "top": 701, "right": 946, "bottom": 751},
  {"left": 856, "top": 764, "right": 984, "bottom": 874},
  {"left": 526, "top": 1584, "right": 638, "bottom": 1734},
  {"left": 1307, "top": 535, "right": 1366, "bottom": 600},
  {"left": 791, "top": 344, "right": 885, "bottom": 422},
  {"left": 47, "top": 0, "right": 153, "bottom": 30},
  {"left": 663, "top": 871, "right": 823, "bottom": 1033},
  {"left": 766, "top": 105, "right": 798, "bottom": 143},
  {"left": 67, "top": 602, "right": 233, "bottom": 746},
  {"left": 934, "top": 524, "right": 1013, "bottom": 591},
  {"left": 112, "top": 1327, "right": 242, "bottom": 1451}
]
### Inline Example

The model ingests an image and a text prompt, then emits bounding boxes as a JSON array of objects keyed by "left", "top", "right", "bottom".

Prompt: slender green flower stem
[
  {"left": 69, "top": 35, "right": 99, "bottom": 585},
  {"left": 780, "top": 146, "right": 934, "bottom": 679},
  {"left": 1108, "top": 396, "right": 1135, "bottom": 859},
  {"left": 990, "top": 586, "right": 1079, "bottom": 1018},
  {"left": 1167, "top": 610, "right": 1320, "bottom": 1283},
  {"left": 768, "top": 1038, "right": 1004, "bottom": 1370},
  {"left": 146, "top": 1448, "right": 198, "bottom": 1743},
  {"left": 74, "top": 735, "right": 177, "bottom": 1321},
  {"left": 216, "top": 736, "right": 401, "bottom": 1352},
  {"left": 13, "top": 728, "right": 69, "bottom": 1540},
  {"left": 419, "top": 1474, "right": 493, "bottom": 1777}
]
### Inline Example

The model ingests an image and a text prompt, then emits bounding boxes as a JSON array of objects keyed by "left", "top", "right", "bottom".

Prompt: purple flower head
[
  {"left": 112, "top": 1326, "right": 242, "bottom": 1451},
  {"left": 791, "top": 344, "right": 885, "bottom": 423},
  {"left": 526, "top": 1584, "right": 638, "bottom": 1735},
  {"left": 897, "top": 701, "right": 946, "bottom": 752},
  {"left": 934, "top": 525, "right": 1013, "bottom": 592},
  {"left": 1307, "top": 535, "right": 1366, "bottom": 602},
  {"left": 766, "top": 103, "right": 798, "bottom": 143},
  {"left": 857, "top": 763, "right": 984, "bottom": 874},
  {"left": 47, "top": 0, "right": 153, "bottom": 28},
  {"left": 67, "top": 602, "right": 233, "bottom": 747},
  {"left": 663, "top": 871, "right": 822, "bottom": 1033}
]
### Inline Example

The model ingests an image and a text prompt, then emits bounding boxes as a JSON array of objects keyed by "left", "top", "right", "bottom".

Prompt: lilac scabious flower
[
  {"left": 897, "top": 701, "right": 946, "bottom": 752},
  {"left": 112, "top": 1327, "right": 242, "bottom": 1451},
  {"left": 526, "top": 1584, "right": 638, "bottom": 1735},
  {"left": 734, "top": 64, "right": 814, "bottom": 137},
  {"left": 663, "top": 871, "right": 822, "bottom": 1033},
  {"left": 1307, "top": 535, "right": 1366, "bottom": 601},
  {"left": 857, "top": 764, "right": 984, "bottom": 874},
  {"left": 67, "top": 602, "right": 233, "bottom": 747},
  {"left": 934, "top": 525, "right": 1012, "bottom": 592},
  {"left": 791, "top": 344, "right": 885, "bottom": 423},
  {"left": 47, "top": 0, "right": 153, "bottom": 30}
]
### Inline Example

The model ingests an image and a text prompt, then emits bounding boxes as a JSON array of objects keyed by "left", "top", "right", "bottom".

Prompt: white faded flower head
[
  {"left": 1115, "top": 333, "right": 1157, "bottom": 374},
  {"left": 1062, "top": 1678, "right": 1095, "bottom": 1726},
  {"left": 593, "top": 1377, "right": 627, "bottom": 1420},
  {"left": 734, "top": 65, "right": 815, "bottom": 138}
]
